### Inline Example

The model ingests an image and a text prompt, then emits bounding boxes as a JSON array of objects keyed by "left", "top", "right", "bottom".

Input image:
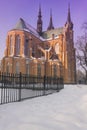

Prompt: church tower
[
  {"left": 47, "top": 9, "right": 54, "bottom": 30},
  {"left": 63, "top": 4, "right": 76, "bottom": 83},
  {"left": 37, "top": 5, "right": 43, "bottom": 35}
]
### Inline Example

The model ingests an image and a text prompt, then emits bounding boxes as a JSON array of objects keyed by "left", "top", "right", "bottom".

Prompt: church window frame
[
  {"left": 32, "top": 43, "right": 36, "bottom": 57},
  {"left": 15, "top": 35, "right": 20, "bottom": 56},
  {"left": 24, "top": 38, "right": 29, "bottom": 57},
  {"left": 10, "top": 36, "right": 13, "bottom": 55}
]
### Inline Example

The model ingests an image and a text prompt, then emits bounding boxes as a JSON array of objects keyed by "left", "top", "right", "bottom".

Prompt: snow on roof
[
  {"left": 42, "top": 27, "right": 63, "bottom": 39},
  {"left": 12, "top": 18, "right": 45, "bottom": 41},
  {"left": 11, "top": 18, "right": 63, "bottom": 41}
]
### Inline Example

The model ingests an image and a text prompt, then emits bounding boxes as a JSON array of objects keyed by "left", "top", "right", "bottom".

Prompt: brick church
[{"left": 1, "top": 5, "right": 76, "bottom": 84}]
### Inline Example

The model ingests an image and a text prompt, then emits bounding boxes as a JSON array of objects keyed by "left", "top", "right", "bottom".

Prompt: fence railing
[{"left": 0, "top": 72, "right": 64, "bottom": 105}]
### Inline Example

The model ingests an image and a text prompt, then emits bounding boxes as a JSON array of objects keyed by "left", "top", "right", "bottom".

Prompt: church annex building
[{"left": 1, "top": 5, "right": 76, "bottom": 84}]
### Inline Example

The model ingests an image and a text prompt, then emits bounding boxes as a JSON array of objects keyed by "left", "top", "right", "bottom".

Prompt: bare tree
[{"left": 76, "top": 23, "right": 87, "bottom": 84}]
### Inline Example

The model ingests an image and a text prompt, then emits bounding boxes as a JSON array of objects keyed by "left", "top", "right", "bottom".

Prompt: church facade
[{"left": 1, "top": 5, "right": 76, "bottom": 84}]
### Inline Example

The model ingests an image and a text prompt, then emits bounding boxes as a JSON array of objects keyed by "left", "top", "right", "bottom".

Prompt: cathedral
[{"left": 1, "top": 5, "right": 76, "bottom": 84}]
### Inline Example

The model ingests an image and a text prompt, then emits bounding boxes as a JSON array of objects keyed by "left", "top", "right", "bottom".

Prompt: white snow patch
[{"left": 0, "top": 84, "right": 87, "bottom": 130}]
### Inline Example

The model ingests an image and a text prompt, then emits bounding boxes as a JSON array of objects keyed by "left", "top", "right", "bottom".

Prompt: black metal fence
[{"left": 0, "top": 72, "right": 64, "bottom": 105}]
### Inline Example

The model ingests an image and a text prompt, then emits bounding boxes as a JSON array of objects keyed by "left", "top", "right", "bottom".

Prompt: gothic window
[
  {"left": 53, "top": 64, "right": 57, "bottom": 77},
  {"left": 16, "top": 62, "right": 20, "bottom": 74},
  {"left": 24, "top": 39, "right": 29, "bottom": 57},
  {"left": 10, "top": 36, "right": 13, "bottom": 55},
  {"left": 37, "top": 63, "right": 41, "bottom": 76},
  {"left": 32, "top": 43, "right": 36, "bottom": 57},
  {"left": 6, "top": 62, "right": 10, "bottom": 73},
  {"left": 15, "top": 35, "right": 20, "bottom": 56}
]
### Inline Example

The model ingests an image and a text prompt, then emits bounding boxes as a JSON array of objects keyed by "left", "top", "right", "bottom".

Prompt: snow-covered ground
[{"left": 0, "top": 84, "right": 87, "bottom": 130}]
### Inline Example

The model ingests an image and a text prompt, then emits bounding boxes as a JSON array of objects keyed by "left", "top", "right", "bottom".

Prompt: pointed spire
[
  {"left": 38, "top": 4, "right": 41, "bottom": 17},
  {"left": 37, "top": 4, "right": 43, "bottom": 35},
  {"left": 67, "top": 3, "right": 71, "bottom": 23},
  {"left": 47, "top": 9, "right": 54, "bottom": 31},
  {"left": 50, "top": 8, "right": 52, "bottom": 18},
  {"left": 65, "top": 3, "right": 73, "bottom": 30}
]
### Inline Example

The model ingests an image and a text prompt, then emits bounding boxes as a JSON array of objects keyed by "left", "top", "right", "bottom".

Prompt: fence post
[
  {"left": 43, "top": 76, "right": 46, "bottom": 95},
  {"left": 19, "top": 72, "right": 21, "bottom": 101},
  {"left": 1, "top": 72, "right": 3, "bottom": 104},
  {"left": 57, "top": 77, "right": 59, "bottom": 92},
  {"left": 33, "top": 76, "right": 35, "bottom": 90}
]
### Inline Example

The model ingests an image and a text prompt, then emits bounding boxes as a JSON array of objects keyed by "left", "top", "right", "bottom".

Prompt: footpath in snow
[{"left": 0, "top": 84, "right": 87, "bottom": 130}]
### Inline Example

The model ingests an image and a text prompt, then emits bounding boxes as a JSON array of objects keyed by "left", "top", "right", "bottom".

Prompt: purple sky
[{"left": 0, "top": 0, "right": 87, "bottom": 58}]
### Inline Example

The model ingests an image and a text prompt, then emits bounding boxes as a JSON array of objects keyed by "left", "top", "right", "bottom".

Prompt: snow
[{"left": 0, "top": 84, "right": 87, "bottom": 130}]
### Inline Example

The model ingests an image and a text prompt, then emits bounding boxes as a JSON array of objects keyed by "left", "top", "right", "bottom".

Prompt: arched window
[
  {"left": 24, "top": 39, "right": 29, "bottom": 57},
  {"left": 37, "top": 63, "right": 41, "bottom": 76},
  {"left": 10, "top": 36, "right": 13, "bottom": 55},
  {"left": 32, "top": 43, "right": 36, "bottom": 57},
  {"left": 15, "top": 35, "right": 20, "bottom": 56},
  {"left": 6, "top": 62, "right": 10, "bottom": 73},
  {"left": 16, "top": 62, "right": 20, "bottom": 74}
]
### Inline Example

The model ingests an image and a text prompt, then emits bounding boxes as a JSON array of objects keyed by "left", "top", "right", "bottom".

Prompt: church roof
[
  {"left": 11, "top": 18, "right": 63, "bottom": 41},
  {"left": 42, "top": 27, "right": 63, "bottom": 39},
  {"left": 12, "top": 18, "right": 44, "bottom": 40}
]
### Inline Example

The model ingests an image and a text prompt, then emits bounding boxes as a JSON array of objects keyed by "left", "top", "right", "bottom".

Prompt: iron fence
[{"left": 0, "top": 72, "right": 64, "bottom": 105}]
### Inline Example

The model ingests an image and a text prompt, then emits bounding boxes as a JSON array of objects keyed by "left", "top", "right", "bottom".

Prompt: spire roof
[
  {"left": 38, "top": 4, "right": 41, "bottom": 17},
  {"left": 67, "top": 3, "right": 71, "bottom": 23},
  {"left": 65, "top": 3, "right": 73, "bottom": 29},
  {"left": 37, "top": 4, "right": 43, "bottom": 35},
  {"left": 14, "top": 18, "right": 27, "bottom": 30},
  {"left": 47, "top": 9, "right": 54, "bottom": 31},
  {"left": 37, "top": 4, "right": 42, "bottom": 23}
]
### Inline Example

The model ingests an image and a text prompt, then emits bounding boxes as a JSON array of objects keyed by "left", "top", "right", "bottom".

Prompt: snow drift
[{"left": 0, "top": 84, "right": 87, "bottom": 130}]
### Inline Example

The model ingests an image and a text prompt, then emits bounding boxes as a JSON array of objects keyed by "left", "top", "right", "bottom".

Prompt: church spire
[
  {"left": 65, "top": 3, "right": 73, "bottom": 30},
  {"left": 37, "top": 4, "right": 43, "bottom": 35},
  {"left": 67, "top": 3, "right": 71, "bottom": 23},
  {"left": 38, "top": 4, "right": 41, "bottom": 17},
  {"left": 47, "top": 9, "right": 54, "bottom": 31}
]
